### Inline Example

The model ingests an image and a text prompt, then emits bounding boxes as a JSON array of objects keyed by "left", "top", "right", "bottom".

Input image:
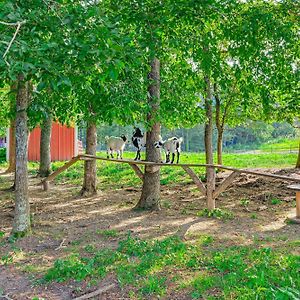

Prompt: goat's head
[
  {"left": 133, "top": 127, "right": 143, "bottom": 137},
  {"left": 120, "top": 134, "right": 127, "bottom": 142},
  {"left": 154, "top": 141, "right": 164, "bottom": 148}
]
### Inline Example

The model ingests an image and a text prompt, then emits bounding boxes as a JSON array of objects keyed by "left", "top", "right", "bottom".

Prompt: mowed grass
[
  {"left": 259, "top": 138, "right": 299, "bottom": 151},
  {"left": 0, "top": 151, "right": 297, "bottom": 189},
  {"left": 43, "top": 234, "right": 300, "bottom": 299},
  {"left": 36, "top": 151, "right": 298, "bottom": 188}
]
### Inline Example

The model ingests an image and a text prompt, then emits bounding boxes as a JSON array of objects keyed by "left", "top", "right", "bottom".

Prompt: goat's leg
[
  {"left": 116, "top": 150, "right": 120, "bottom": 159},
  {"left": 110, "top": 150, "right": 114, "bottom": 158},
  {"left": 134, "top": 150, "right": 138, "bottom": 160},
  {"left": 138, "top": 149, "right": 141, "bottom": 160},
  {"left": 120, "top": 150, "right": 123, "bottom": 159},
  {"left": 171, "top": 153, "right": 175, "bottom": 164},
  {"left": 166, "top": 152, "right": 170, "bottom": 163},
  {"left": 176, "top": 151, "right": 180, "bottom": 164},
  {"left": 107, "top": 149, "right": 110, "bottom": 159}
]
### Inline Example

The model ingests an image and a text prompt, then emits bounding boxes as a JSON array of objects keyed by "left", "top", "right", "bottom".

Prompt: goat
[
  {"left": 154, "top": 137, "right": 183, "bottom": 164},
  {"left": 132, "top": 127, "right": 163, "bottom": 160},
  {"left": 105, "top": 135, "right": 127, "bottom": 159},
  {"left": 132, "top": 127, "right": 146, "bottom": 160}
]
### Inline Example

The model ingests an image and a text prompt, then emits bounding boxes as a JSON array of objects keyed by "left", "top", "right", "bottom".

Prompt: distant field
[{"left": 259, "top": 138, "right": 299, "bottom": 151}]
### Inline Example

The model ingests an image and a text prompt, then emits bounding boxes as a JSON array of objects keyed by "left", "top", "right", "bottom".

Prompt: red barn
[{"left": 7, "top": 122, "right": 81, "bottom": 162}]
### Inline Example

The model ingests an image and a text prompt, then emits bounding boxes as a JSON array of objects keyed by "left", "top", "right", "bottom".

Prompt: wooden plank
[
  {"left": 80, "top": 154, "right": 300, "bottom": 183},
  {"left": 287, "top": 184, "right": 300, "bottom": 191},
  {"left": 213, "top": 171, "right": 239, "bottom": 199},
  {"left": 129, "top": 164, "right": 144, "bottom": 180},
  {"left": 39, "top": 155, "right": 81, "bottom": 186},
  {"left": 181, "top": 166, "right": 206, "bottom": 196}
]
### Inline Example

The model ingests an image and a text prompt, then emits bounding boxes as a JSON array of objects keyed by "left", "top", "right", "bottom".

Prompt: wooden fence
[{"left": 40, "top": 154, "right": 300, "bottom": 221}]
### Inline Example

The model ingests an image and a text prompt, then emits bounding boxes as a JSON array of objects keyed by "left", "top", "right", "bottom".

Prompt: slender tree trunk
[
  {"left": 39, "top": 116, "right": 52, "bottom": 177},
  {"left": 217, "top": 129, "right": 224, "bottom": 166},
  {"left": 214, "top": 83, "right": 224, "bottom": 167},
  {"left": 6, "top": 119, "right": 16, "bottom": 173},
  {"left": 80, "top": 122, "right": 97, "bottom": 196},
  {"left": 12, "top": 74, "right": 30, "bottom": 237},
  {"left": 135, "top": 58, "right": 161, "bottom": 210},
  {"left": 296, "top": 141, "right": 300, "bottom": 169},
  {"left": 204, "top": 76, "right": 216, "bottom": 210},
  {"left": 5, "top": 83, "right": 17, "bottom": 174}
]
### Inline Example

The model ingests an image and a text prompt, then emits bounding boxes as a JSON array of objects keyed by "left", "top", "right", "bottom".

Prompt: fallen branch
[
  {"left": 72, "top": 284, "right": 115, "bottom": 300},
  {"left": 0, "top": 294, "right": 13, "bottom": 300},
  {"left": 55, "top": 238, "right": 66, "bottom": 250}
]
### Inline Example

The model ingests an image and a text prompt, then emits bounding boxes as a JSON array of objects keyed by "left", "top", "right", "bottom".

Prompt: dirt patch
[{"left": 0, "top": 168, "right": 299, "bottom": 299}]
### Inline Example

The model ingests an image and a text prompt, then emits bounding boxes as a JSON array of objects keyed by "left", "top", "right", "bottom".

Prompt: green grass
[
  {"left": 43, "top": 235, "right": 300, "bottom": 299},
  {"left": 197, "top": 208, "right": 234, "bottom": 220},
  {"left": 259, "top": 138, "right": 299, "bottom": 151},
  {"left": 0, "top": 151, "right": 298, "bottom": 189},
  {"left": 96, "top": 229, "right": 118, "bottom": 238}
]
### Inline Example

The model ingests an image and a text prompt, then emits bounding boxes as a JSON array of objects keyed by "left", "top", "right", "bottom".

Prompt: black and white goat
[
  {"left": 131, "top": 128, "right": 146, "bottom": 160},
  {"left": 154, "top": 137, "right": 183, "bottom": 164},
  {"left": 105, "top": 135, "right": 127, "bottom": 159},
  {"left": 132, "top": 127, "right": 163, "bottom": 160}
]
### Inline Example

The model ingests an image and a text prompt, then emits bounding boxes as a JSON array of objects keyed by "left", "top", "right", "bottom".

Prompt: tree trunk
[
  {"left": 214, "top": 83, "right": 224, "bottom": 167},
  {"left": 6, "top": 119, "right": 16, "bottom": 173},
  {"left": 296, "top": 141, "right": 300, "bottom": 169},
  {"left": 204, "top": 76, "right": 216, "bottom": 210},
  {"left": 135, "top": 58, "right": 161, "bottom": 210},
  {"left": 217, "top": 129, "right": 224, "bottom": 166},
  {"left": 12, "top": 74, "right": 30, "bottom": 237},
  {"left": 5, "top": 83, "right": 17, "bottom": 174},
  {"left": 80, "top": 122, "right": 97, "bottom": 196},
  {"left": 39, "top": 116, "right": 52, "bottom": 177}
]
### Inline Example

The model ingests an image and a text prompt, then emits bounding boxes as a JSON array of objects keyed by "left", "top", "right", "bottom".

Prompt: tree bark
[
  {"left": 39, "top": 115, "right": 52, "bottom": 177},
  {"left": 12, "top": 74, "right": 30, "bottom": 237},
  {"left": 80, "top": 122, "right": 97, "bottom": 196},
  {"left": 5, "top": 83, "right": 17, "bottom": 174},
  {"left": 217, "top": 129, "right": 224, "bottom": 166},
  {"left": 204, "top": 76, "right": 216, "bottom": 210},
  {"left": 215, "top": 83, "right": 224, "bottom": 166},
  {"left": 6, "top": 119, "right": 16, "bottom": 173},
  {"left": 135, "top": 58, "right": 161, "bottom": 210},
  {"left": 296, "top": 141, "right": 300, "bottom": 169}
]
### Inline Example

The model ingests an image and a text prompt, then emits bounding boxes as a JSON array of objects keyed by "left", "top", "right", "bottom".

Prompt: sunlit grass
[
  {"left": 43, "top": 235, "right": 300, "bottom": 299},
  {"left": 51, "top": 151, "right": 297, "bottom": 188},
  {"left": 259, "top": 138, "right": 299, "bottom": 151},
  {"left": 0, "top": 151, "right": 297, "bottom": 189}
]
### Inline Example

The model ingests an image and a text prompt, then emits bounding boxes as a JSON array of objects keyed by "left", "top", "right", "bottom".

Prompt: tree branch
[
  {"left": 0, "top": 21, "right": 26, "bottom": 26},
  {"left": 2, "top": 21, "right": 26, "bottom": 63}
]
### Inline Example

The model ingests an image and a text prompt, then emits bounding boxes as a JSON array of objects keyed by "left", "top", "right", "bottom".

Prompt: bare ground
[{"left": 0, "top": 168, "right": 299, "bottom": 300}]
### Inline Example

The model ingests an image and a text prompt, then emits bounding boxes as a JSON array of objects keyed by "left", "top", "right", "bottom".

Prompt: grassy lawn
[
  {"left": 0, "top": 151, "right": 298, "bottom": 189},
  {"left": 259, "top": 138, "right": 299, "bottom": 151},
  {"left": 15, "top": 151, "right": 297, "bottom": 189},
  {"left": 42, "top": 234, "right": 300, "bottom": 299},
  {"left": 0, "top": 152, "right": 300, "bottom": 300}
]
